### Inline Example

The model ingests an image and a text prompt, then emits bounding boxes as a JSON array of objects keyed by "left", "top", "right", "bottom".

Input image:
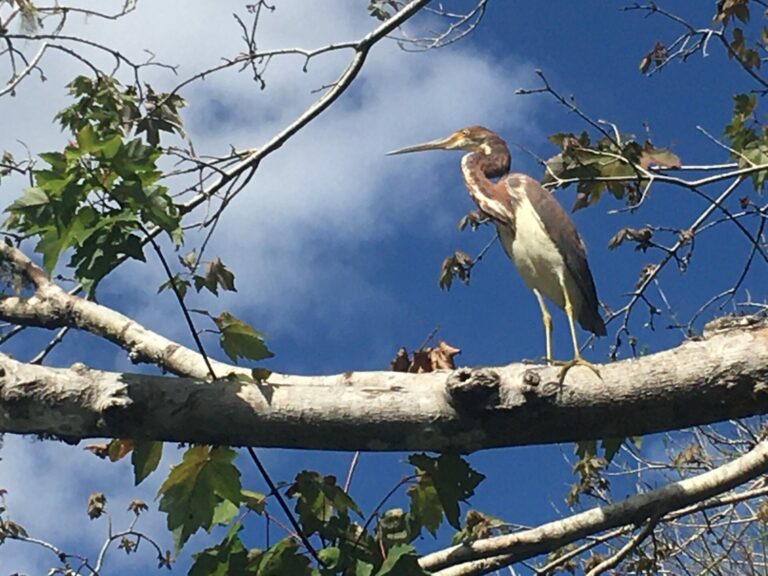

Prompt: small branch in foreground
[
  {"left": 247, "top": 447, "right": 323, "bottom": 566},
  {"left": 423, "top": 438, "right": 768, "bottom": 574}
]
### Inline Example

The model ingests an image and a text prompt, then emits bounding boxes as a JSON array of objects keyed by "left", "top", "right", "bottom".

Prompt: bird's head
[{"left": 387, "top": 125, "right": 501, "bottom": 156}]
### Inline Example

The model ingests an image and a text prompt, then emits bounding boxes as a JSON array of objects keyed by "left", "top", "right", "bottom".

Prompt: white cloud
[
  {"left": 0, "top": 2, "right": 541, "bottom": 571},
  {"left": 0, "top": 435, "right": 175, "bottom": 573},
  {"left": 2, "top": 1, "right": 538, "bottom": 341}
]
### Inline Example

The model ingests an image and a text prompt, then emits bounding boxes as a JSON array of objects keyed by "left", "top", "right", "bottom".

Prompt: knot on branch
[{"left": 445, "top": 367, "right": 500, "bottom": 414}]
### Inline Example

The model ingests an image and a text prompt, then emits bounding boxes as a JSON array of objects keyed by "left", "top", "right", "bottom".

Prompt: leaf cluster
[
  {"left": 543, "top": 131, "right": 680, "bottom": 211},
  {"left": 3, "top": 76, "right": 186, "bottom": 292},
  {"left": 725, "top": 93, "right": 768, "bottom": 191},
  {"left": 151, "top": 449, "right": 487, "bottom": 575}
]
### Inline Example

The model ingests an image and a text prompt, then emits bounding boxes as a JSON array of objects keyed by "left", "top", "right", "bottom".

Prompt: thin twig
[{"left": 246, "top": 446, "right": 323, "bottom": 566}]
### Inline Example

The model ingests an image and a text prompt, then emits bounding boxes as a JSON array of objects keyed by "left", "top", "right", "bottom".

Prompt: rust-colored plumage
[{"left": 389, "top": 126, "right": 605, "bottom": 371}]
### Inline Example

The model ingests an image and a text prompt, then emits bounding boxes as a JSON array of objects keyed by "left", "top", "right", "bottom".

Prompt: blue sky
[{"left": 0, "top": 1, "right": 765, "bottom": 573}]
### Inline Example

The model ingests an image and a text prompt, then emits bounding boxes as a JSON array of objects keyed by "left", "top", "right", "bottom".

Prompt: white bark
[{"left": 0, "top": 317, "right": 766, "bottom": 450}]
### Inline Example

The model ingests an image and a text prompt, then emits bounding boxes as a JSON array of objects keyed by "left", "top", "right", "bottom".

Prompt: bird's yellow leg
[
  {"left": 557, "top": 280, "right": 601, "bottom": 384},
  {"left": 532, "top": 289, "right": 553, "bottom": 365}
]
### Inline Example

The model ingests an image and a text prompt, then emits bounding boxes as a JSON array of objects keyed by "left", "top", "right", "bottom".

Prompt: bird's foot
[{"left": 553, "top": 357, "right": 602, "bottom": 386}]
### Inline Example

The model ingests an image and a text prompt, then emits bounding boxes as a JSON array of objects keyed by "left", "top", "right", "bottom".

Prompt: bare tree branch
[{"left": 421, "top": 437, "right": 768, "bottom": 574}]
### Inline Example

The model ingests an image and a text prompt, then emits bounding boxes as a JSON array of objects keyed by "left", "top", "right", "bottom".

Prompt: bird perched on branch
[{"left": 388, "top": 126, "right": 605, "bottom": 377}]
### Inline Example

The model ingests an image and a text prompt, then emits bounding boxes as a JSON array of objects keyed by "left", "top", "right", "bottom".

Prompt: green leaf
[
  {"left": 132, "top": 440, "right": 163, "bottom": 485},
  {"left": 35, "top": 228, "right": 70, "bottom": 273},
  {"left": 375, "top": 544, "right": 427, "bottom": 576},
  {"left": 286, "top": 471, "right": 362, "bottom": 538},
  {"left": 355, "top": 561, "right": 375, "bottom": 576},
  {"left": 106, "top": 438, "right": 134, "bottom": 461},
  {"left": 157, "top": 446, "right": 241, "bottom": 552},
  {"left": 251, "top": 538, "right": 311, "bottom": 576},
  {"left": 547, "top": 132, "right": 576, "bottom": 147},
  {"left": 407, "top": 475, "right": 443, "bottom": 537},
  {"left": 157, "top": 274, "right": 191, "bottom": 299},
  {"left": 317, "top": 546, "right": 342, "bottom": 570},
  {"left": 251, "top": 367, "right": 272, "bottom": 383},
  {"left": 212, "top": 499, "right": 240, "bottom": 526},
  {"left": 739, "top": 141, "right": 768, "bottom": 190},
  {"left": 408, "top": 454, "right": 485, "bottom": 530},
  {"left": 379, "top": 509, "right": 412, "bottom": 547},
  {"left": 38, "top": 151, "right": 67, "bottom": 171},
  {"left": 241, "top": 489, "right": 266, "bottom": 514},
  {"left": 75, "top": 124, "right": 98, "bottom": 153},
  {"left": 189, "top": 521, "right": 251, "bottom": 576},
  {"left": 214, "top": 312, "right": 274, "bottom": 363},
  {"left": 101, "top": 135, "right": 123, "bottom": 159},
  {"left": 7, "top": 187, "right": 49, "bottom": 210},
  {"left": 601, "top": 437, "right": 624, "bottom": 463}
]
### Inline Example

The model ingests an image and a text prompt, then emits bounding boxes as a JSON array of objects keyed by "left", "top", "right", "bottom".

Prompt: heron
[{"left": 388, "top": 126, "right": 605, "bottom": 377}]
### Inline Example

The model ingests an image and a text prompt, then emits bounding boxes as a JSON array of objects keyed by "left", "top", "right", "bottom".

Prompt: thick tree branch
[
  {"left": 0, "top": 316, "right": 765, "bottom": 451},
  {"left": 0, "top": 242, "right": 227, "bottom": 380}
]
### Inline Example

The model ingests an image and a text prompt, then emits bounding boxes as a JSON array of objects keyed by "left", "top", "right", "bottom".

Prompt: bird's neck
[
  {"left": 461, "top": 142, "right": 510, "bottom": 181},
  {"left": 459, "top": 144, "right": 511, "bottom": 219}
]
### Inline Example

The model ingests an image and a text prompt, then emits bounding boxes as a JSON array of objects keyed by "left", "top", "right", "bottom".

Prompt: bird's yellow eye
[{"left": 461, "top": 129, "right": 470, "bottom": 137}]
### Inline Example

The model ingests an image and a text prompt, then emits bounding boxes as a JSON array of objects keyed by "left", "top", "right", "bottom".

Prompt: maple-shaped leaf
[
  {"left": 286, "top": 471, "right": 362, "bottom": 537},
  {"left": 157, "top": 446, "right": 241, "bottom": 552},
  {"left": 408, "top": 454, "right": 485, "bottom": 530}
]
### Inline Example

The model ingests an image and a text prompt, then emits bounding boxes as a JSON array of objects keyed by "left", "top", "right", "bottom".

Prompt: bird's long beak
[{"left": 386, "top": 133, "right": 458, "bottom": 155}]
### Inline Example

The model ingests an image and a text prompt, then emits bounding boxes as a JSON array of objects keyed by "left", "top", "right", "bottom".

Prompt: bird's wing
[{"left": 507, "top": 175, "right": 606, "bottom": 335}]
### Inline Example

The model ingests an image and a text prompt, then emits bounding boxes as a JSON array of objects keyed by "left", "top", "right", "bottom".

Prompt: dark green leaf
[
  {"left": 241, "top": 489, "right": 266, "bottom": 514},
  {"left": 251, "top": 367, "right": 272, "bottom": 383},
  {"left": 189, "top": 521, "right": 251, "bottom": 576},
  {"left": 157, "top": 274, "right": 191, "bottom": 299},
  {"left": 375, "top": 544, "right": 428, "bottom": 576},
  {"left": 601, "top": 437, "right": 624, "bottom": 463},
  {"left": 214, "top": 312, "right": 274, "bottom": 363},
  {"left": 286, "top": 471, "right": 362, "bottom": 538},
  {"left": 251, "top": 538, "right": 311, "bottom": 576},
  {"left": 408, "top": 454, "right": 485, "bottom": 530},
  {"left": 106, "top": 438, "right": 134, "bottom": 461},
  {"left": 132, "top": 440, "right": 163, "bottom": 485}
]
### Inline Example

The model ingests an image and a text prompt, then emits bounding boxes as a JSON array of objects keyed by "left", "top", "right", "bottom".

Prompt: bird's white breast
[{"left": 498, "top": 195, "right": 568, "bottom": 309}]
